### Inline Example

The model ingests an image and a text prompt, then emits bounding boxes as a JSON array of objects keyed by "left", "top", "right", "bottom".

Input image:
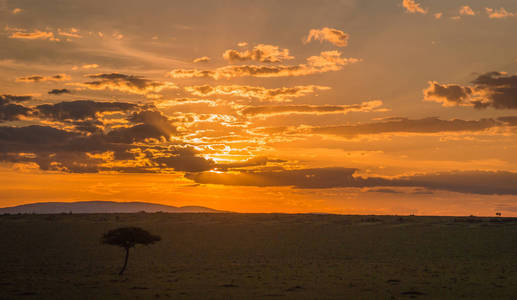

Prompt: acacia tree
[{"left": 101, "top": 227, "right": 161, "bottom": 275}]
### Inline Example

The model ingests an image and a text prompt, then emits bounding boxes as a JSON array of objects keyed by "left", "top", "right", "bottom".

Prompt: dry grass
[{"left": 1, "top": 213, "right": 516, "bottom": 299}]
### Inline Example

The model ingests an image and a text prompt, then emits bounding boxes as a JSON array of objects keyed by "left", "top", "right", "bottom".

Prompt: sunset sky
[{"left": 1, "top": 0, "right": 516, "bottom": 215}]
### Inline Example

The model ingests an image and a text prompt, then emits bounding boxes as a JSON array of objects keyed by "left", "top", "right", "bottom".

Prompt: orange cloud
[
  {"left": 240, "top": 100, "right": 384, "bottom": 117},
  {"left": 222, "top": 44, "right": 293, "bottom": 63},
  {"left": 423, "top": 81, "right": 473, "bottom": 107},
  {"left": 304, "top": 27, "right": 349, "bottom": 47},
  {"left": 169, "top": 51, "right": 360, "bottom": 79},
  {"left": 423, "top": 72, "right": 517, "bottom": 109},
  {"left": 184, "top": 84, "right": 330, "bottom": 102},
  {"left": 486, "top": 7, "right": 516, "bottom": 19},
  {"left": 74, "top": 73, "right": 177, "bottom": 95},
  {"left": 57, "top": 28, "right": 82, "bottom": 39},
  {"left": 402, "top": 0, "right": 427, "bottom": 14},
  {"left": 17, "top": 74, "right": 71, "bottom": 82},
  {"left": 8, "top": 28, "right": 58, "bottom": 41},
  {"left": 193, "top": 56, "right": 210, "bottom": 63},
  {"left": 459, "top": 6, "right": 475, "bottom": 16}
]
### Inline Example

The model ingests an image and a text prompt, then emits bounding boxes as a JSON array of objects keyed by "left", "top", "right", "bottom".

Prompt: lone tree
[{"left": 101, "top": 227, "right": 161, "bottom": 275}]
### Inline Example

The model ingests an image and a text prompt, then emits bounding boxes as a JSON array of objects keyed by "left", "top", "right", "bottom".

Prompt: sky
[{"left": 0, "top": 0, "right": 516, "bottom": 216}]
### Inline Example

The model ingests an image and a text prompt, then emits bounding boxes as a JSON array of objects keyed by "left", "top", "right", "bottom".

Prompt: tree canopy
[{"left": 101, "top": 227, "right": 161, "bottom": 249}]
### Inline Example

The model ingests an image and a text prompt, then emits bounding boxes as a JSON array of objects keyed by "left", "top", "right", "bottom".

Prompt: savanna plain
[{"left": 1, "top": 213, "right": 516, "bottom": 299}]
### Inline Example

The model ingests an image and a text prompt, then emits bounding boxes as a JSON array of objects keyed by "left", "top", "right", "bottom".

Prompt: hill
[{"left": 0, "top": 201, "right": 228, "bottom": 214}]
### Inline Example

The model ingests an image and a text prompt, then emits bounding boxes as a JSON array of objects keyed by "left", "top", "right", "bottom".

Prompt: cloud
[
  {"left": 184, "top": 84, "right": 330, "bottom": 102},
  {"left": 423, "top": 82, "right": 473, "bottom": 106},
  {"left": 75, "top": 73, "right": 177, "bottom": 95},
  {"left": 304, "top": 27, "right": 349, "bottom": 47},
  {"left": 48, "top": 88, "right": 72, "bottom": 95},
  {"left": 434, "top": 12, "right": 443, "bottom": 19},
  {"left": 12, "top": 8, "right": 22, "bottom": 14},
  {"left": 486, "top": 7, "right": 516, "bottom": 19},
  {"left": 459, "top": 6, "right": 475, "bottom": 16},
  {"left": 36, "top": 100, "right": 137, "bottom": 121},
  {"left": 223, "top": 44, "right": 294, "bottom": 63},
  {"left": 0, "top": 103, "right": 31, "bottom": 122},
  {"left": 17, "top": 74, "right": 71, "bottom": 82},
  {"left": 57, "top": 28, "right": 82, "bottom": 39},
  {"left": 5, "top": 26, "right": 59, "bottom": 41},
  {"left": 402, "top": 0, "right": 427, "bottom": 14},
  {"left": 215, "top": 156, "right": 285, "bottom": 171},
  {"left": 241, "top": 100, "right": 383, "bottom": 117},
  {"left": 169, "top": 51, "right": 360, "bottom": 79},
  {"left": 498, "top": 116, "right": 517, "bottom": 126},
  {"left": 127, "top": 110, "right": 177, "bottom": 137},
  {"left": 154, "top": 147, "right": 214, "bottom": 172},
  {"left": 308, "top": 117, "right": 511, "bottom": 138},
  {"left": 0, "top": 94, "right": 32, "bottom": 105},
  {"left": 193, "top": 56, "right": 210, "bottom": 63},
  {"left": 424, "top": 72, "right": 517, "bottom": 109},
  {"left": 83, "top": 64, "right": 99, "bottom": 69},
  {"left": 0, "top": 102, "right": 213, "bottom": 173},
  {"left": 186, "top": 167, "right": 517, "bottom": 195}
]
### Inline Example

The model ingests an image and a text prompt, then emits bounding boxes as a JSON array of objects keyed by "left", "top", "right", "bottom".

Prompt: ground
[{"left": 0, "top": 213, "right": 516, "bottom": 299}]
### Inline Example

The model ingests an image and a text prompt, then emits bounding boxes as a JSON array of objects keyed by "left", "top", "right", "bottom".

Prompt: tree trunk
[{"left": 119, "top": 247, "right": 130, "bottom": 275}]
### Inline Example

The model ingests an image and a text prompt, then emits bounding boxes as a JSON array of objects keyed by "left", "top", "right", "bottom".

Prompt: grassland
[{"left": 1, "top": 213, "right": 516, "bottom": 299}]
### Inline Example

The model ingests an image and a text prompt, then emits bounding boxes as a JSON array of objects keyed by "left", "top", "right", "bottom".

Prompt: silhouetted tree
[{"left": 101, "top": 227, "right": 161, "bottom": 275}]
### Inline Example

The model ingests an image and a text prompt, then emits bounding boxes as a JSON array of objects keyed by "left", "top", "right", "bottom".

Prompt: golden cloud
[
  {"left": 402, "top": 0, "right": 427, "bottom": 14},
  {"left": 184, "top": 84, "right": 330, "bottom": 102},
  {"left": 57, "top": 28, "right": 82, "bottom": 39},
  {"left": 459, "top": 6, "right": 475, "bottom": 16},
  {"left": 8, "top": 29, "right": 58, "bottom": 41},
  {"left": 223, "top": 44, "right": 293, "bottom": 63},
  {"left": 193, "top": 56, "right": 210, "bottom": 63},
  {"left": 304, "top": 27, "right": 349, "bottom": 47},
  {"left": 486, "top": 7, "right": 516, "bottom": 19},
  {"left": 169, "top": 51, "right": 360, "bottom": 79}
]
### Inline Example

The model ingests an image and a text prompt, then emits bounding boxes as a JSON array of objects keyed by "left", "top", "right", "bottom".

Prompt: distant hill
[{"left": 0, "top": 201, "right": 229, "bottom": 214}]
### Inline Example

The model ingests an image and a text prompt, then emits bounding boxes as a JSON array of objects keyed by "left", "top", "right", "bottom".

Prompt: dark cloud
[
  {"left": 48, "top": 88, "right": 72, "bottom": 95},
  {"left": 310, "top": 117, "right": 505, "bottom": 138},
  {"left": 215, "top": 156, "right": 286, "bottom": 171},
  {"left": 155, "top": 147, "right": 214, "bottom": 172},
  {"left": 241, "top": 101, "right": 382, "bottom": 116},
  {"left": 186, "top": 167, "right": 517, "bottom": 195},
  {"left": 0, "top": 103, "right": 32, "bottom": 122},
  {"left": 396, "top": 171, "right": 517, "bottom": 195},
  {"left": 367, "top": 188, "right": 404, "bottom": 194},
  {"left": 78, "top": 73, "right": 176, "bottom": 95},
  {"left": 424, "top": 72, "right": 517, "bottom": 109},
  {"left": 0, "top": 125, "right": 79, "bottom": 152},
  {"left": 16, "top": 74, "right": 70, "bottom": 82},
  {"left": 0, "top": 95, "right": 33, "bottom": 121},
  {"left": 423, "top": 82, "right": 472, "bottom": 106},
  {"left": 36, "top": 100, "right": 137, "bottom": 121},
  {"left": 186, "top": 167, "right": 371, "bottom": 188},
  {"left": 0, "top": 94, "right": 32, "bottom": 105},
  {"left": 0, "top": 100, "right": 208, "bottom": 173},
  {"left": 470, "top": 72, "right": 517, "bottom": 109},
  {"left": 498, "top": 116, "right": 517, "bottom": 126},
  {"left": 0, "top": 123, "right": 211, "bottom": 173},
  {"left": 128, "top": 110, "right": 177, "bottom": 136}
]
